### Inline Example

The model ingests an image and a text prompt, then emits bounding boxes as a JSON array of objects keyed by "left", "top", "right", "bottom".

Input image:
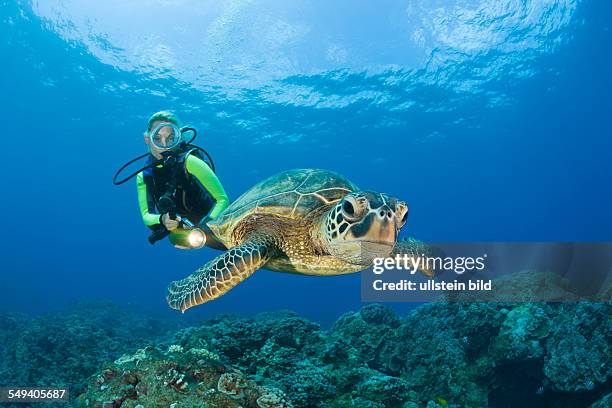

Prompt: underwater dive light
[
  {"left": 168, "top": 218, "right": 207, "bottom": 249},
  {"left": 188, "top": 228, "right": 206, "bottom": 248}
]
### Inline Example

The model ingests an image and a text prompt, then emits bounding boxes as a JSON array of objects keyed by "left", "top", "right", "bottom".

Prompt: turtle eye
[
  {"left": 341, "top": 196, "right": 364, "bottom": 221},
  {"left": 342, "top": 200, "right": 354, "bottom": 216}
]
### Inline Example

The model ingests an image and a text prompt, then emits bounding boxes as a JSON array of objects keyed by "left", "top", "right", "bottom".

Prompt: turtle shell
[{"left": 208, "top": 169, "right": 358, "bottom": 244}]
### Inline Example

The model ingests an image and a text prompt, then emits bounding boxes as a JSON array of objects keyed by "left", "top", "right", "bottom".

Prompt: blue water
[{"left": 1, "top": 0, "right": 610, "bottom": 325}]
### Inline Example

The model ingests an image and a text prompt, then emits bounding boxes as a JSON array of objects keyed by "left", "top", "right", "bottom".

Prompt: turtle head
[{"left": 320, "top": 191, "right": 408, "bottom": 266}]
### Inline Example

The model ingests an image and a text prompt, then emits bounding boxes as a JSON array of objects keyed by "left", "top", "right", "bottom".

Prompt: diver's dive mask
[
  {"left": 112, "top": 125, "right": 200, "bottom": 186},
  {"left": 149, "top": 122, "right": 196, "bottom": 150}
]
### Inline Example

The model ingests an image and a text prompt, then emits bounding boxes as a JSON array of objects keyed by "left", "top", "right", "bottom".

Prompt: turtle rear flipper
[{"left": 167, "top": 235, "right": 276, "bottom": 312}]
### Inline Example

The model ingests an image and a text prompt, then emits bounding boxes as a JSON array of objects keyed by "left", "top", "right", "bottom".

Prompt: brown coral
[
  {"left": 165, "top": 368, "right": 189, "bottom": 393},
  {"left": 256, "top": 388, "right": 293, "bottom": 408},
  {"left": 217, "top": 372, "right": 247, "bottom": 399}
]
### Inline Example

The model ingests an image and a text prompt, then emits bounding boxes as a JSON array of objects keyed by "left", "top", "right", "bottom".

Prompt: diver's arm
[
  {"left": 136, "top": 172, "right": 162, "bottom": 227},
  {"left": 185, "top": 154, "right": 229, "bottom": 219}
]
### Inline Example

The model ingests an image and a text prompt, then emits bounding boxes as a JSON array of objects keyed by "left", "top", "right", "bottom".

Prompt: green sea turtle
[{"left": 167, "top": 169, "right": 432, "bottom": 312}]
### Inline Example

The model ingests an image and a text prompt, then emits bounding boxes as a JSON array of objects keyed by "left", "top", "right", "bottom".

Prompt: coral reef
[
  {"left": 0, "top": 301, "right": 187, "bottom": 402},
  {"left": 544, "top": 302, "right": 611, "bottom": 392},
  {"left": 2, "top": 278, "right": 610, "bottom": 408},
  {"left": 87, "top": 299, "right": 605, "bottom": 407},
  {"left": 77, "top": 345, "right": 285, "bottom": 408}
]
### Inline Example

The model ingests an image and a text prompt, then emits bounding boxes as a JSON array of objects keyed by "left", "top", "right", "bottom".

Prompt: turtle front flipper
[
  {"left": 392, "top": 237, "right": 438, "bottom": 277},
  {"left": 167, "top": 235, "right": 276, "bottom": 312}
]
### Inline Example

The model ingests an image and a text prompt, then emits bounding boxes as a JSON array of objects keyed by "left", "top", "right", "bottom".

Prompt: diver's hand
[{"left": 161, "top": 213, "right": 181, "bottom": 231}]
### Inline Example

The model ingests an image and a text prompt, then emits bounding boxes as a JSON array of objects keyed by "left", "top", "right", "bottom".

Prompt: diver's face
[{"left": 144, "top": 120, "right": 177, "bottom": 159}]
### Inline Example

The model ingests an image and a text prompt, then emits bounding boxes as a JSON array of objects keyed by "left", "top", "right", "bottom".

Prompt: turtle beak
[
  {"left": 334, "top": 239, "right": 395, "bottom": 266},
  {"left": 349, "top": 206, "right": 397, "bottom": 245},
  {"left": 374, "top": 205, "right": 398, "bottom": 244},
  {"left": 339, "top": 207, "right": 398, "bottom": 264}
]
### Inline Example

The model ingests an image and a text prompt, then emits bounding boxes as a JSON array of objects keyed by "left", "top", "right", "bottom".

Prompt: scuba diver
[{"left": 113, "top": 111, "right": 229, "bottom": 250}]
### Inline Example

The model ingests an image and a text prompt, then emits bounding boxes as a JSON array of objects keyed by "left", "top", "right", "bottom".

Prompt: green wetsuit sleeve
[
  {"left": 185, "top": 154, "right": 229, "bottom": 219},
  {"left": 137, "top": 172, "right": 161, "bottom": 227}
]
